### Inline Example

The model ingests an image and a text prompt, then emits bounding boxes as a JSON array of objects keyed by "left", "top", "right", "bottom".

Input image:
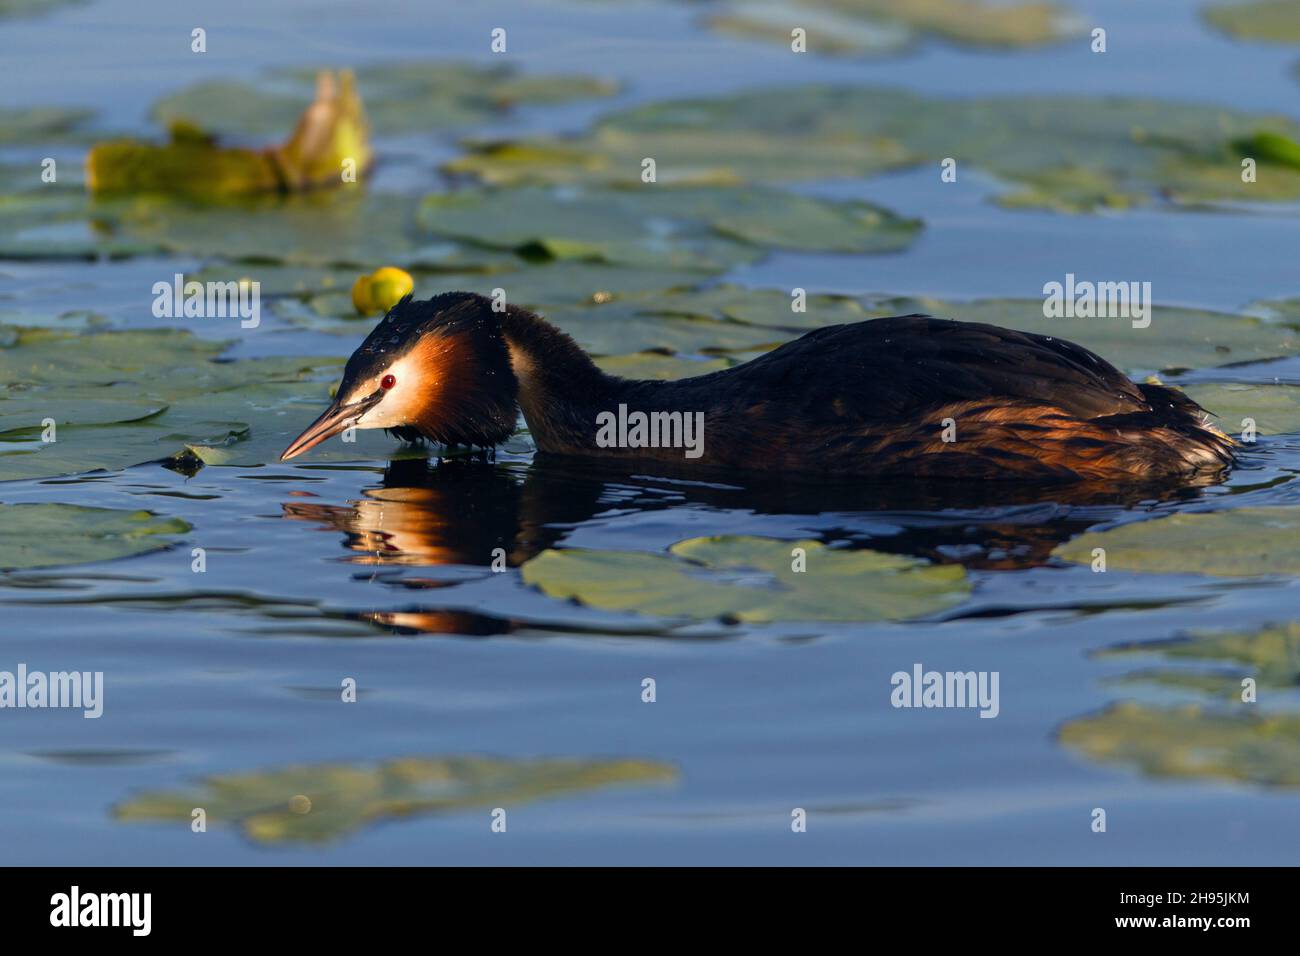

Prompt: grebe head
[{"left": 279, "top": 292, "right": 518, "bottom": 461}]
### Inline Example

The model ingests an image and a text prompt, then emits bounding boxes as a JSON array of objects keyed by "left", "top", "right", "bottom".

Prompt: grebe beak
[{"left": 280, "top": 390, "right": 383, "bottom": 461}]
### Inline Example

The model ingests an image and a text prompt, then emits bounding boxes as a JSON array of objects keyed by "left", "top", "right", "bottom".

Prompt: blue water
[{"left": 1, "top": 0, "right": 1299, "bottom": 864}]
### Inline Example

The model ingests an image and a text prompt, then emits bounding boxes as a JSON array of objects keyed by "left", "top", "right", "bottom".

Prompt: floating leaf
[
  {"left": 1183, "top": 383, "right": 1300, "bottom": 435},
  {"left": 418, "top": 185, "right": 919, "bottom": 271},
  {"left": 1103, "top": 669, "right": 1244, "bottom": 698},
  {"left": 1102, "top": 621, "right": 1300, "bottom": 691},
  {"left": 190, "top": 262, "right": 364, "bottom": 298},
  {"left": 114, "top": 755, "right": 675, "bottom": 844},
  {"left": 542, "top": 302, "right": 781, "bottom": 356},
  {"left": 645, "top": 283, "right": 868, "bottom": 329},
  {"left": 0, "top": 327, "right": 398, "bottom": 479},
  {"left": 595, "top": 352, "right": 732, "bottom": 380},
  {"left": 708, "top": 2, "right": 913, "bottom": 56},
  {"left": 273, "top": 263, "right": 712, "bottom": 333},
  {"left": 528, "top": 281, "right": 863, "bottom": 356},
  {"left": 522, "top": 536, "right": 969, "bottom": 622},
  {"left": 153, "top": 62, "right": 616, "bottom": 139},
  {"left": 1231, "top": 130, "right": 1300, "bottom": 170},
  {"left": 864, "top": 297, "right": 1300, "bottom": 374},
  {"left": 446, "top": 87, "right": 1300, "bottom": 209},
  {"left": 0, "top": 105, "right": 94, "bottom": 144},
  {"left": 0, "top": 503, "right": 189, "bottom": 570},
  {"left": 1060, "top": 702, "right": 1300, "bottom": 787},
  {"left": 1053, "top": 507, "right": 1300, "bottom": 577},
  {"left": 0, "top": 393, "right": 166, "bottom": 434},
  {"left": 711, "top": 0, "right": 1077, "bottom": 53},
  {"left": 1203, "top": 0, "right": 1300, "bottom": 42},
  {"left": 112, "top": 191, "right": 501, "bottom": 268}
]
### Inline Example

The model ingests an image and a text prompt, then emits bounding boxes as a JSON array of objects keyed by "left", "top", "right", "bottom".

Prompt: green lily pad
[
  {"left": 531, "top": 284, "right": 863, "bottom": 356},
  {"left": 650, "top": 283, "right": 868, "bottom": 329},
  {"left": 0, "top": 503, "right": 189, "bottom": 571},
  {"left": 594, "top": 352, "right": 733, "bottom": 380},
  {"left": 114, "top": 755, "right": 675, "bottom": 844},
  {"left": 1103, "top": 669, "right": 1245, "bottom": 699},
  {"left": 152, "top": 62, "right": 616, "bottom": 139},
  {"left": 0, "top": 179, "right": 524, "bottom": 266},
  {"left": 1203, "top": 0, "right": 1300, "bottom": 42},
  {"left": 418, "top": 185, "right": 919, "bottom": 272},
  {"left": 1059, "top": 701, "right": 1300, "bottom": 787},
  {"left": 708, "top": 2, "right": 913, "bottom": 56},
  {"left": 0, "top": 326, "right": 400, "bottom": 480},
  {"left": 0, "top": 105, "right": 94, "bottom": 144},
  {"left": 1183, "top": 383, "right": 1300, "bottom": 436},
  {"left": 274, "top": 263, "right": 714, "bottom": 334},
  {"left": 0, "top": 182, "right": 165, "bottom": 260},
  {"left": 1249, "top": 297, "right": 1300, "bottom": 323},
  {"left": 474, "top": 261, "right": 712, "bottom": 305},
  {"left": 445, "top": 87, "right": 1300, "bottom": 209},
  {"left": 1053, "top": 507, "right": 1300, "bottom": 577},
  {"left": 864, "top": 297, "right": 1300, "bottom": 374},
  {"left": 711, "top": 0, "right": 1077, "bottom": 53},
  {"left": 1103, "top": 621, "right": 1300, "bottom": 691},
  {"left": 283, "top": 280, "right": 790, "bottom": 358},
  {"left": 111, "top": 191, "right": 510, "bottom": 269},
  {"left": 539, "top": 300, "right": 782, "bottom": 356},
  {"left": 190, "top": 262, "right": 368, "bottom": 299},
  {"left": 522, "top": 536, "right": 969, "bottom": 623},
  {"left": 0, "top": 393, "right": 167, "bottom": 434}
]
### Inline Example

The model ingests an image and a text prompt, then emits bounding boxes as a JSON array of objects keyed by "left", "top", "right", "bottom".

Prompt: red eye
[{"left": 380, "top": 374, "right": 396, "bottom": 390}]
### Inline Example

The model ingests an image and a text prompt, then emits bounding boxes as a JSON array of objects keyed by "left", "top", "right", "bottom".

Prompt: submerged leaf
[
  {"left": 522, "top": 536, "right": 969, "bottom": 622},
  {"left": 114, "top": 755, "right": 675, "bottom": 844}
]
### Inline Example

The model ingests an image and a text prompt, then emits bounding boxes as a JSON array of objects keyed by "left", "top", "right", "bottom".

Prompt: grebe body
[{"left": 281, "top": 293, "right": 1234, "bottom": 482}]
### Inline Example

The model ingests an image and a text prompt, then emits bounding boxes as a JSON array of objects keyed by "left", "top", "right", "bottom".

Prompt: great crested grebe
[{"left": 280, "top": 292, "right": 1235, "bottom": 482}]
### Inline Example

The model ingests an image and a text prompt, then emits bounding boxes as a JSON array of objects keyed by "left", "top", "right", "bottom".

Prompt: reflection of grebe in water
[
  {"left": 282, "top": 457, "right": 1219, "bottom": 635},
  {"left": 281, "top": 293, "right": 1234, "bottom": 482}
]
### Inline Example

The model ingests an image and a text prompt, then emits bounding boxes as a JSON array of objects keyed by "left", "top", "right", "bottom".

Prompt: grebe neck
[{"left": 499, "top": 306, "right": 621, "bottom": 453}]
